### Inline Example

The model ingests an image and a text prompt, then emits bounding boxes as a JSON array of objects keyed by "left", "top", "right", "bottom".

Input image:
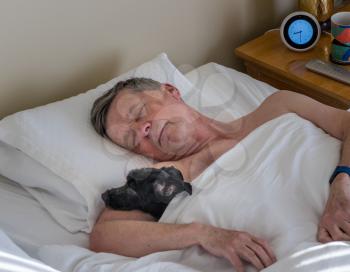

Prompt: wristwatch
[{"left": 329, "top": 166, "right": 350, "bottom": 185}]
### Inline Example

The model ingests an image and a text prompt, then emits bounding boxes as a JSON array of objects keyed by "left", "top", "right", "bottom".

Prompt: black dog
[{"left": 101, "top": 166, "right": 192, "bottom": 220}]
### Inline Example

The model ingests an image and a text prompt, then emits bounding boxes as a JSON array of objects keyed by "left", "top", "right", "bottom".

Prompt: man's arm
[
  {"left": 89, "top": 208, "right": 276, "bottom": 272},
  {"left": 261, "top": 90, "right": 350, "bottom": 142},
  {"left": 262, "top": 90, "right": 350, "bottom": 242},
  {"left": 90, "top": 208, "right": 200, "bottom": 257}
]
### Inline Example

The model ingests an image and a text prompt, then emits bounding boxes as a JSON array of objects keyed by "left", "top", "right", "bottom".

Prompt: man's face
[{"left": 105, "top": 84, "right": 199, "bottom": 161}]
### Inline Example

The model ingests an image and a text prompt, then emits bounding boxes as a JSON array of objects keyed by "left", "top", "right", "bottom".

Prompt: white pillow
[
  {"left": 184, "top": 62, "right": 277, "bottom": 120},
  {"left": 0, "top": 53, "right": 195, "bottom": 233},
  {"left": 0, "top": 141, "right": 87, "bottom": 232}
]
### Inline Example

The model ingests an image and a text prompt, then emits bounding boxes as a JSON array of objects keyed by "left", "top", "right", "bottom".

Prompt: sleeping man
[{"left": 89, "top": 78, "right": 350, "bottom": 272}]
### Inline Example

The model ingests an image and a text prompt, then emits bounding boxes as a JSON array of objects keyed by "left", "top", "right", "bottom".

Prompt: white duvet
[
  {"left": 39, "top": 113, "right": 350, "bottom": 271},
  {"left": 0, "top": 229, "right": 59, "bottom": 272}
]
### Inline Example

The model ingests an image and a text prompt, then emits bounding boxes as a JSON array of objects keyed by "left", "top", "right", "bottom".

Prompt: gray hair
[{"left": 90, "top": 77, "right": 161, "bottom": 138}]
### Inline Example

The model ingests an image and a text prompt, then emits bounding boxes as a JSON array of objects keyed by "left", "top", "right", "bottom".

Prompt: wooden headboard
[{"left": 0, "top": 0, "right": 296, "bottom": 119}]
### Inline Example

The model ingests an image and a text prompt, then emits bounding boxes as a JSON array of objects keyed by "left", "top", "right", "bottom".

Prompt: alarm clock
[{"left": 280, "top": 11, "right": 321, "bottom": 52}]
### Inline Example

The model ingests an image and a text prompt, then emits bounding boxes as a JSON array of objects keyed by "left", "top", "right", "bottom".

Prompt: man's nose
[{"left": 139, "top": 122, "right": 151, "bottom": 137}]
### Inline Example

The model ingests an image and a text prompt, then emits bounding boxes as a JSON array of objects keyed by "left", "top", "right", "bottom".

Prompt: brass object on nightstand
[{"left": 299, "top": 0, "right": 334, "bottom": 22}]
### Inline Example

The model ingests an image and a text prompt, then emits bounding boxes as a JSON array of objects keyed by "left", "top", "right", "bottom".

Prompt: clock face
[
  {"left": 280, "top": 12, "right": 321, "bottom": 52},
  {"left": 288, "top": 19, "right": 313, "bottom": 45}
]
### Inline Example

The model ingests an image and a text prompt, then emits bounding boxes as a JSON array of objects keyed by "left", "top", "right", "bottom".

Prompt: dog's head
[{"left": 101, "top": 166, "right": 192, "bottom": 219}]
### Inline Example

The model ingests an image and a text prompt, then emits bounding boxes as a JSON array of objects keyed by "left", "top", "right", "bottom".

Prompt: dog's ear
[
  {"left": 127, "top": 168, "right": 155, "bottom": 188},
  {"left": 162, "top": 166, "right": 184, "bottom": 181},
  {"left": 125, "top": 187, "right": 139, "bottom": 198},
  {"left": 124, "top": 186, "right": 141, "bottom": 208},
  {"left": 111, "top": 184, "right": 139, "bottom": 200}
]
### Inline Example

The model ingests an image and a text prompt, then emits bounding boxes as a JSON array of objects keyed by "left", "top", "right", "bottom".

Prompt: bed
[{"left": 0, "top": 54, "right": 350, "bottom": 272}]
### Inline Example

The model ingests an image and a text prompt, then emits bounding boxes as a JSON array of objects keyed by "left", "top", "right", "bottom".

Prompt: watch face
[
  {"left": 288, "top": 19, "right": 313, "bottom": 45},
  {"left": 281, "top": 12, "right": 320, "bottom": 51}
]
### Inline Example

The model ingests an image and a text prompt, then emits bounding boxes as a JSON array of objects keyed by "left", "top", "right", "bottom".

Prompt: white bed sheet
[{"left": 0, "top": 174, "right": 88, "bottom": 260}]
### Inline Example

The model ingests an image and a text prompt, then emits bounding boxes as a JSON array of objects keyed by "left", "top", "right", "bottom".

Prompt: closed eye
[
  {"left": 123, "top": 104, "right": 146, "bottom": 150},
  {"left": 135, "top": 104, "right": 146, "bottom": 122}
]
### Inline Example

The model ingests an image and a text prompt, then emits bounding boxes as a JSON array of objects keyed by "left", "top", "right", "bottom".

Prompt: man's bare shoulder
[{"left": 245, "top": 91, "right": 291, "bottom": 127}]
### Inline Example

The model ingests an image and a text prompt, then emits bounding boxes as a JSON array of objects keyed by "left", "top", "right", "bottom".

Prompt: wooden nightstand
[{"left": 235, "top": 4, "right": 350, "bottom": 109}]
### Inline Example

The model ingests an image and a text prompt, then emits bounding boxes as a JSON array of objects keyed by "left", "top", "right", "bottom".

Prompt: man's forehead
[
  {"left": 107, "top": 90, "right": 160, "bottom": 123},
  {"left": 112, "top": 90, "right": 162, "bottom": 113},
  {"left": 112, "top": 91, "right": 142, "bottom": 116}
]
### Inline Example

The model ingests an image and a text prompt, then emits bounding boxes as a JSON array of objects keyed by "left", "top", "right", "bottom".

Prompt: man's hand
[
  {"left": 196, "top": 223, "right": 276, "bottom": 272},
  {"left": 318, "top": 173, "right": 350, "bottom": 242}
]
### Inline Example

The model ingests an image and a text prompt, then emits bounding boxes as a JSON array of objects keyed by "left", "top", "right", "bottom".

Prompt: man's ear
[{"left": 161, "top": 83, "right": 182, "bottom": 101}]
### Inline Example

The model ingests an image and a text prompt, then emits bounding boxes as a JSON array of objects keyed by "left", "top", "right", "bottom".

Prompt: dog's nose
[{"left": 101, "top": 191, "right": 109, "bottom": 205}]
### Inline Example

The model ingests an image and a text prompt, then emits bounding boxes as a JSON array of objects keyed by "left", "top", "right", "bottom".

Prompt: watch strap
[{"left": 329, "top": 166, "right": 350, "bottom": 185}]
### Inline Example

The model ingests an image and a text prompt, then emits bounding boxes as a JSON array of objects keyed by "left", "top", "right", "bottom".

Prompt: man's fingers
[
  {"left": 328, "top": 224, "right": 350, "bottom": 241},
  {"left": 317, "top": 227, "right": 332, "bottom": 243},
  {"left": 241, "top": 247, "right": 264, "bottom": 271},
  {"left": 247, "top": 242, "right": 273, "bottom": 268},
  {"left": 225, "top": 251, "right": 244, "bottom": 272},
  {"left": 252, "top": 237, "right": 277, "bottom": 263},
  {"left": 339, "top": 221, "right": 350, "bottom": 239},
  {"left": 335, "top": 225, "right": 350, "bottom": 240}
]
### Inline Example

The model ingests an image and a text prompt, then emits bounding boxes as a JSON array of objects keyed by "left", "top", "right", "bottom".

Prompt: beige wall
[{"left": 0, "top": 0, "right": 296, "bottom": 118}]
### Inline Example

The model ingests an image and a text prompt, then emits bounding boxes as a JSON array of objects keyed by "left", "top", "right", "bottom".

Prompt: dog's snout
[{"left": 101, "top": 191, "right": 109, "bottom": 205}]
